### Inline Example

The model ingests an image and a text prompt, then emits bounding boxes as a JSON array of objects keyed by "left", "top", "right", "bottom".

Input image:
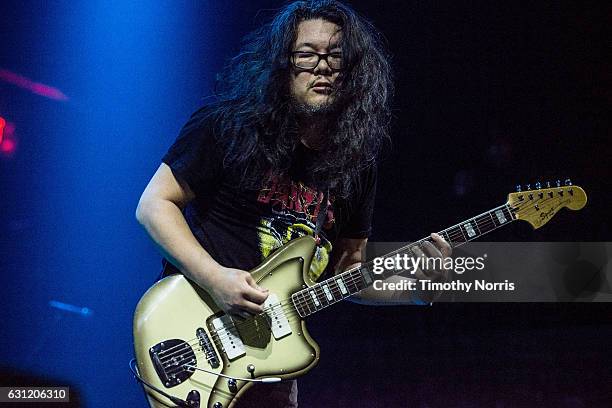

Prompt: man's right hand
[{"left": 205, "top": 267, "right": 269, "bottom": 319}]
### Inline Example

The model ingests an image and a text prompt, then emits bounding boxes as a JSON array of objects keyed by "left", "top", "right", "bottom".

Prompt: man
[{"left": 136, "top": 1, "right": 450, "bottom": 406}]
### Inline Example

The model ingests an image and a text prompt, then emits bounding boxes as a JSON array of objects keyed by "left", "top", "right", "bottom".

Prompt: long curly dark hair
[{"left": 208, "top": 0, "right": 393, "bottom": 198}]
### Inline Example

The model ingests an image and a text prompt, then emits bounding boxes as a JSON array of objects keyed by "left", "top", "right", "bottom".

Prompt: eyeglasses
[{"left": 290, "top": 51, "right": 344, "bottom": 70}]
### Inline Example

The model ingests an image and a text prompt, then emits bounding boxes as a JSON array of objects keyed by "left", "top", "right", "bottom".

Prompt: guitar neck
[{"left": 291, "top": 203, "right": 516, "bottom": 317}]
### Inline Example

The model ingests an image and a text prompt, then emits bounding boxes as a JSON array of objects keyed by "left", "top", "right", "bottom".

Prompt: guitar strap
[{"left": 314, "top": 188, "right": 329, "bottom": 245}]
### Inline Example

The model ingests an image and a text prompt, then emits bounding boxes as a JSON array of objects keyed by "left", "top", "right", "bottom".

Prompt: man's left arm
[{"left": 331, "top": 234, "right": 452, "bottom": 305}]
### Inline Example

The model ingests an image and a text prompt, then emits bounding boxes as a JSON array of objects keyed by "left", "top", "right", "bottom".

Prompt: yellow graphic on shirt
[{"left": 258, "top": 220, "right": 332, "bottom": 282}]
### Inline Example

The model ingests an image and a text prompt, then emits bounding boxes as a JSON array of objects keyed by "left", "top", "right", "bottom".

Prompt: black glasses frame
[{"left": 290, "top": 51, "right": 344, "bottom": 71}]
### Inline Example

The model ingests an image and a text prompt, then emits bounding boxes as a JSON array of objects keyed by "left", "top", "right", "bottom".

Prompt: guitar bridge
[
  {"left": 149, "top": 339, "right": 196, "bottom": 388},
  {"left": 196, "top": 328, "right": 220, "bottom": 368}
]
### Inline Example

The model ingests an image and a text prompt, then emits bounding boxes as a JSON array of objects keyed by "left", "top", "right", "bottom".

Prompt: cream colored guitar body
[{"left": 133, "top": 236, "right": 320, "bottom": 408}]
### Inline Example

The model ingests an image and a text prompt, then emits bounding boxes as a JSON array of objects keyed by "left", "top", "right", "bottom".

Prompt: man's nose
[{"left": 313, "top": 57, "right": 332, "bottom": 74}]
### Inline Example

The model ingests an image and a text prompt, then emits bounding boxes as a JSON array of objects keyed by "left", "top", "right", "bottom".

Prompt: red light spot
[
  {"left": 0, "top": 69, "right": 68, "bottom": 101},
  {"left": 0, "top": 118, "right": 17, "bottom": 156},
  {"left": 0, "top": 138, "right": 15, "bottom": 153},
  {"left": 0, "top": 116, "right": 5, "bottom": 144}
]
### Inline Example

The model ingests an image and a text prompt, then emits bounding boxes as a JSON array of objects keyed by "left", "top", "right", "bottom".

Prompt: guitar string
[
  {"left": 159, "top": 199, "right": 552, "bottom": 371},
  {"left": 156, "top": 191, "right": 572, "bottom": 362},
  {"left": 160, "top": 226, "right": 462, "bottom": 367},
  {"left": 165, "top": 251, "right": 463, "bottom": 374},
  {"left": 159, "top": 256, "right": 392, "bottom": 361},
  {"left": 350, "top": 188, "right": 574, "bottom": 266},
  {"left": 166, "top": 246, "right": 473, "bottom": 370},
  {"left": 158, "top": 266, "right": 373, "bottom": 365},
  {"left": 156, "top": 298, "right": 309, "bottom": 362},
  {"left": 158, "top": 203, "right": 516, "bottom": 359},
  {"left": 157, "top": 247, "right": 386, "bottom": 358},
  {"left": 161, "top": 214, "right": 511, "bottom": 372},
  {"left": 158, "top": 271, "right": 363, "bottom": 363},
  {"left": 159, "top": 205, "right": 509, "bottom": 359},
  {"left": 161, "top": 193, "right": 574, "bottom": 372},
  {"left": 155, "top": 301, "right": 297, "bottom": 361},
  {"left": 225, "top": 199, "right": 526, "bottom": 340},
  {"left": 157, "top": 193, "right": 565, "bottom": 370},
  {"left": 162, "top": 307, "right": 315, "bottom": 376},
  {"left": 160, "top": 307, "right": 309, "bottom": 372},
  {"left": 165, "top": 244, "right": 481, "bottom": 374},
  {"left": 164, "top": 195, "right": 540, "bottom": 353}
]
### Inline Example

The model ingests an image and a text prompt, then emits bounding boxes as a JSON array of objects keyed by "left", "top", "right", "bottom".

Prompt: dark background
[{"left": 1, "top": 1, "right": 610, "bottom": 406}]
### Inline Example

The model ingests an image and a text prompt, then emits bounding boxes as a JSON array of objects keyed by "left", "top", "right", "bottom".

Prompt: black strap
[{"left": 314, "top": 188, "right": 329, "bottom": 242}]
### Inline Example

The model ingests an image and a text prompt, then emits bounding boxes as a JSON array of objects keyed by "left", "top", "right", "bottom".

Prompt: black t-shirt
[{"left": 161, "top": 106, "right": 377, "bottom": 282}]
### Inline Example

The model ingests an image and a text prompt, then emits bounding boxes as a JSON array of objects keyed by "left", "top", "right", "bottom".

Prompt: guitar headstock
[{"left": 508, "top": 179, "right": 587, "bottom": 229}]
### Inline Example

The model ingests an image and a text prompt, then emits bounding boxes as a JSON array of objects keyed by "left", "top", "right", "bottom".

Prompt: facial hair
[{"left": 290, "top": 92, "right": 341, "bottom": 121}]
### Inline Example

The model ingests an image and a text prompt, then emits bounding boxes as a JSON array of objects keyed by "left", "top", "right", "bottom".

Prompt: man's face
[{"left": 289, "top": 19, "right": 342, "bottom": 112}]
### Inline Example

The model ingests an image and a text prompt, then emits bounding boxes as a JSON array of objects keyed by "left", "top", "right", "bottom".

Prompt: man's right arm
[{"left": 135, "top": 163, "right": 268, "bottom": 317}]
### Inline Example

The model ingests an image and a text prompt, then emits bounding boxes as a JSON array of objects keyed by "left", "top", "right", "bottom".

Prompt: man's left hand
[{"left": 411, "top": 233, "right": 452, "bottom": 302}]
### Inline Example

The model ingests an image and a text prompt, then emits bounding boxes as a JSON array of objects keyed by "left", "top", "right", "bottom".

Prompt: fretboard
[{"left": 291, "top": 203, "right": 515, "bottom": 317}]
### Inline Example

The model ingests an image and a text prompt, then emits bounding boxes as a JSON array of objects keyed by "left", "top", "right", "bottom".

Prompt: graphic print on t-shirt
[{"left": 257, "top": 175, "right": 335, "bottom": 282}]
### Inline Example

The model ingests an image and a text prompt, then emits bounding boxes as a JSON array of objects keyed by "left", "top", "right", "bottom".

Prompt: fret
[
  {"left": 488, "top": 210, "right": 498, "bottom": 228},
  {"left": 505, "top": 205, "right": 516, "bottom": 220},
  {"left": 336, "top": 277, "right": 349, "bottom": 296},
  {"left": 333, "top": 278, "right": 346, "bottom": 299},
  {"left": 293, "top": 292, "right": 303, "bottom": 317},
  {"left": 471, "top": 217, "right": 482, "bottom": 235},
  {"left": 361, "top": 265, "right": 373, "bottom": 285},
  {"left": 453, "top": 226, "right": 463, "bottom": 244},
  {"left": 290, "top": 202, "right": 518, "bottom": 318},
  {"left": 333, "top": 275, "right": 345, "bottom": 296},
  {"left": 342, "top": 271, "right": 359, "bottom": 293},
  {"left": 480, "top": 212, "right": 497, "bottom": 234},
  {"left": 318, "top": 283, "right": 333, "bottom": 307},
  {"left": 348, "top": 270, "right": 363, "bottom": 292},
  {"left": 494, "top": 208, "right": 508, "bottom": 224},
  {"left": 322, "top": 284, "right": 334, "bottom": 301},
  {"left": 473, "top": 214, "right": 489, "bottom": 235},
  {"left": 447, "top": 225, "right": 467, "bottom": 244},
  {"left": 485, "top": 211, "right": 498, "bottom": 230},
  {"left": 327, "top": 279, "right": 341, "bottom": 300},
  {"left": 458, "top": 224, "right": 468, "bottom": 241},
  {"left": 351, "top": 268, "right": 367, "bottom": 291},
  {"left": 308, "top": 290, "right": 321, "bottom": 308},
  {"left": 441, "top": 230, "right": 452, "bottom": 246},
  {"left": 462, "top": 221, "right": 477, "bottom": 238},
  {"left": 478, "top": 213, "right": 495, "bottom": 231},
  {"left": 311, "top": 285, "right": 327, "bottom": 308},
  {"left": 300, "top": 271, "right": 365, "bottom": 317},
  {"left": 297, "top": 292, "right": 313, "bottom": 316},
  {"left": 473, "top": 215, "right": 485, "bottom": 235},
  {"left": 293, "top": 293, "right": 305, "bottom": 317},
  {"left": 291, "top": 293, "right": 303, "bottom": 317}
]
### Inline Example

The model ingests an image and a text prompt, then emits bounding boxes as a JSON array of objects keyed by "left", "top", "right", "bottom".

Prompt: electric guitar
[{"left": 133, "top": 181, "right": 587, "bottom": 408}]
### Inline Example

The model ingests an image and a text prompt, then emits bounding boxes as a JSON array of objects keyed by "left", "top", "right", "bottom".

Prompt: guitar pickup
[
  {"left": 264, "top": 293, "right": 292, "bottom": 340},
  {"left": 211, "top": 315, "right": 246, "bottom": 360}
]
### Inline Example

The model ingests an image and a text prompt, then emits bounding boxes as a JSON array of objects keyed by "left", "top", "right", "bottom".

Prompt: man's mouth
[{"left": 311, "top": 82, "right": 333, "bottom": 93}]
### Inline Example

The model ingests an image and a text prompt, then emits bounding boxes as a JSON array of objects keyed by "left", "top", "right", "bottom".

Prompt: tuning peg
[
  {"left": 535, "top": 181, "right": 541, "bottom": 189},
  {"left": 526, "top": 183, "right": 531, "bottom": 190},
  {"left": 564, "top": 178, "right": 572, "bottom": 186},
  {"left": 546, "top": 181, "right": 551, "bottom": 188},
  {"left": 516, "top": 185, "right": 522, "bottom": 192},
  {"left": 556, "top": 180, "right": 561, "bottom": 187}
]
